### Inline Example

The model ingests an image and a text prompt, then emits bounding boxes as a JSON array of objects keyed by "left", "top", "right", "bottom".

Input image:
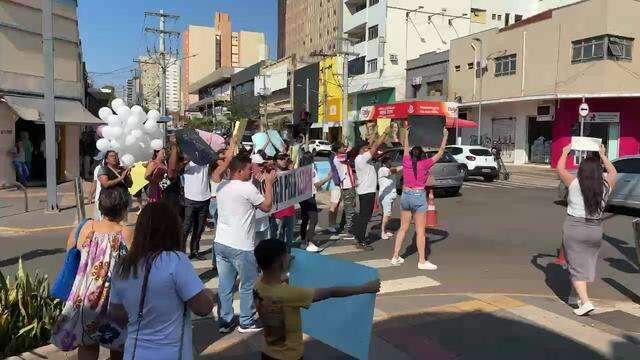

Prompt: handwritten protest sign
[{"left": 256, "top": 165, "right": 313, "bottom": 218}]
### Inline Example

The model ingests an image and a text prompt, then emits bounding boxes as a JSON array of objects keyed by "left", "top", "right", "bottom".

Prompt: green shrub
[{"left": 0, "top": 259, "right": 62, "bottom": 358}]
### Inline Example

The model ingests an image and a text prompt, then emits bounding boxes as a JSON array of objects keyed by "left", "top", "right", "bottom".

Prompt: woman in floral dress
[
  {"left": 145, "top": 148, "right": 168, "bottom": 203},
  {"left": 51, "top": 187, "right": 133, "bottom": 359}
]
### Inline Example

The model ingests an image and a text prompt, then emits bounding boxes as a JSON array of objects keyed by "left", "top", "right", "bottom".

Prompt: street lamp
[{"left": 471, "top": 37, "right": 484, "bottom": 142}]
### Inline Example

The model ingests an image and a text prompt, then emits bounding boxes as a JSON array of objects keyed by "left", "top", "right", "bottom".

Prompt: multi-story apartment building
[
  {"left": 278, "top": 0, "right": 340, "bottom": 62},
  {"left": 448, "top": 0, "right": 640, "bottom": 166},
  {"left": 342, "top": 0, "right": 581, "bottom": 124},
  {"left": 139, "top": 55, "right": 180, "bottom": 112},
  {"left": 182, "top": 12, "right": 268, "bottom": 113},
  {"left": 125, "top": 75, "right": 143, "bottom": 107},
  {"left": 0, "top": 0, "right": 101, "bottom": 185}
]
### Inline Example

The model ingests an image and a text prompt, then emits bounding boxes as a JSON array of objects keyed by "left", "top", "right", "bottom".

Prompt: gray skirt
[{"left": 562, "top": 215, "right": 603, "bottom": 282}]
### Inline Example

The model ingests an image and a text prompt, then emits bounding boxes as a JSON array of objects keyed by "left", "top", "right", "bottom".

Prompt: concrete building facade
[
  {"left": 0, "top": 0, "right": 100, "bottom": 186},
  {"left": 278, "top": 0, "right": 339, "bottom": 62},
  {"left": 181, "top": 12, "right": 267, "bottom": 113},
  {"left": 139, "top": 55, "right": 180, "bottom": 112},
  {"left": 447, "top": 0, "right": 640, "bottom": 166}
]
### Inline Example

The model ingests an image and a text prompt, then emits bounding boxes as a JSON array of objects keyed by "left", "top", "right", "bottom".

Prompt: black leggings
[
  {"left": 300, "top": 197, "right": 318, "bottom": 244},
  {"left": 354, "top": 192, "right": 376, "bottom": 244}
]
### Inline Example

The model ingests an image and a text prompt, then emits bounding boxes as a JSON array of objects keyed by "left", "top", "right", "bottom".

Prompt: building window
[
  {"left": 454, "top": 65, "right": 461, "bottom": 72},
  {"left": 497, "top": 14, "right": 502, "bottom": 21},
  {"left": 369, "top": 0, "right": 379, "bottom": 6},
  {"left": 495, "top": 54, "right": 517, "bottom": 76},
  {"left": 470, "top": 8, "right": 487, "bottom": 24},
  {"left": 492, "top": 14, "right": 496, "bottom": 20},
  {"left": 515, "top": 14, "right": 523, "bottom": 22},
  {"left": 608, "top": 36, "right": 633, "bottom": 59},
  {"left": 368, "top": 25, "right": 378, "bottom": 40},
  {"left": 348, "top": 56, "right": 366, "bottom": 76},
  {"left": 426, "top": 81, "right": 443, "bottom": 96},
  {"left": 467, "top": 62, "right": 474, "bottom": 69},
  {"left": 571, "top": 36, "right": 606, "bottom": 63},
  {"left": 367, "top": 59, "right": 378, "bottom": 73}
]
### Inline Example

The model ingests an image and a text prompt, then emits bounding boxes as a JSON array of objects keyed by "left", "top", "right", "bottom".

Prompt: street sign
[{"left": 579, "top": 103, "right": 590, "bottom": 117}]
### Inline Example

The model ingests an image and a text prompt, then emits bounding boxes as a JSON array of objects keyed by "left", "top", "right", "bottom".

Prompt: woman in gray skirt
[{"left": 557, "top": 144, "right": 617, "bottom": 316}]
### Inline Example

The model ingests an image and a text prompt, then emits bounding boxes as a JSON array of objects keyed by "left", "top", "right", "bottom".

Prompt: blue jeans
[
  {"left": 12, "top": 160, "right": 29, "bottom": 185},
  {"left": 214, "top": 242, "right": 258, "bottom": 327},
  {"left": 208, "top": 198, "right": 218, "bottom": 227},
  {"left": 272, "top": 216, "right": 295, "bottom": 250}
]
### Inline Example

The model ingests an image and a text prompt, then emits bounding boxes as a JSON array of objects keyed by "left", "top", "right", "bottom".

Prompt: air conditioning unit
[
  {"left": 389, "top": 53, "right": 399, "bottom": 64},
  {"left": 411, "top": 76, "right": 422, "bottom": 85},
  {"left": 536, "top": 105, "right": 555, "bottom": 121}
]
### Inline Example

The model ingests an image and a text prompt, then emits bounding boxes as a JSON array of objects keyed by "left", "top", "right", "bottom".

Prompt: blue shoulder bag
[{"left": 51, "top": 218, "right": 91, "bottom": 301}]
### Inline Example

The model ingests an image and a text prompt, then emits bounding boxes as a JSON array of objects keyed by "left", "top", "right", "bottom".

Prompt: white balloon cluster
[{"left": 96, "top": 98, "right": 165, "bottom": 167}]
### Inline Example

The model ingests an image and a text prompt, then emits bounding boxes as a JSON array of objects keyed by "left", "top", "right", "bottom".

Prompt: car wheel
[
  {"left": 461, "top": 165, "right": 469, "bottom": 180},
  {"left": 484, "top": 175, "right": 497, "bottom": 182}
]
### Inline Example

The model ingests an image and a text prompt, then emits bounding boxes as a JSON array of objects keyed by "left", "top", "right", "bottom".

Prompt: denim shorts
[{"left": 400, "top": 189, "right": 427, "bottom": 213}]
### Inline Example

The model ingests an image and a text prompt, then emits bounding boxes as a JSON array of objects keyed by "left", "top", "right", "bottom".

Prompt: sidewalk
[{"left": 9, "top": 293, "right": 640, "bottom": 359}]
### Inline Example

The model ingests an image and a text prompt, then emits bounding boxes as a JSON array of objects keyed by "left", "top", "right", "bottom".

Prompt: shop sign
[
  {"left": 585, "top": 112, "right": 620, "bottom": 123},
  {"left": 372, "top": 101, "right": 447, "bottom": 119}
]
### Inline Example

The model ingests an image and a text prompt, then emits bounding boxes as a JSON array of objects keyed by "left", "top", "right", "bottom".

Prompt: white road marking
[
  {"left": 357, "top": 258, "right": 397, "bottom": 269},
  {"left": 320, "top": 245, "right": 362, "bottom": 255},
  {"left": 192, "top": 260, "right": 212, "bottom": 270},
  {"left": 204, "top": 277, "right": 219, "bottom": 290},
  {"left": 506, "top": 305, "right": 640, "bottom": 358},
  {"left": 379, "top": 276, "right": 441, "bottom": 294}
]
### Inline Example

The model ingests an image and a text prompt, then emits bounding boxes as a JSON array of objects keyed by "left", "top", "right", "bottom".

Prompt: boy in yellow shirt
[{"left": 254, "top": 240, "right": 380, "bottom": 360}]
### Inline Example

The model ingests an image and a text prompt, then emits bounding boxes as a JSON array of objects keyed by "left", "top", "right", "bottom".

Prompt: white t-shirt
[
  {"left": 567, "top": 178, "right": 608, "bottom": 219},
  {"left": 93, "top": 165, "right": 102, "bottom": 203},
  {"left": 215, "top": 180, "right": 265, "bottom": 251},
  {"left": 378, "top": 166, "right": 397, "bottom": 199},
  {"left": 333, "top": 156, "right": 353, "bottom": 189},
  {"left": 210, "top": 180, "right": 220, "bottom": 198},
  {"left": 355, "top": 152, "right": 377, "bottom": 195},
  {"left": 111, "top": 252, "right": 203, "bottom": 360},
  {"left": 183, "top": 162, "right": 210, "bottom": 201}
]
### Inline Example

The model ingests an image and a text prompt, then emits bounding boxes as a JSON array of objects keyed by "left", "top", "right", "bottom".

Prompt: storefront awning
[{"left": 2, "top": 95, "right": 102, "bottom": 124}]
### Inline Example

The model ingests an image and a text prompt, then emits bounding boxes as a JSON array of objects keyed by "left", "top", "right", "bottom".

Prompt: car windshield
[
  {"left": 425, "top": 151, "right": 457, "bottom": 163},
  {"left": 469, "top": 148, "right": 492, "bottom": 156}
]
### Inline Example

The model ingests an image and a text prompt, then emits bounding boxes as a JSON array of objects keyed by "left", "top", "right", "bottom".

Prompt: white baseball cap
[{"left": 251, "top": 153, "right": 265, "bottom": 164}]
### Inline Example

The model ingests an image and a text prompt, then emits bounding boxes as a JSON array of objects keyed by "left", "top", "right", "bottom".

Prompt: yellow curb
[{"left": 0, "top": 225, "right": 75, "bottom": 233}]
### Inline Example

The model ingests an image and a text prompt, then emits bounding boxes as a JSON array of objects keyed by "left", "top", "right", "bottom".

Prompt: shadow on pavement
[
  {"left": 399, "top": 228, "right": 449, "bottom": 259},
  {"left": 602, "top": 277, "right": 640, "bottom": 305},
  {"left": 531, "top": 253, "right": 572, "bottom": 303},
  {"left": 0, "top": 248, "right": 65, "bottom": 268},
  {"left": 198, "top": 310, "right": 639, "bottom": 359},
  {"left": 603, "top": 234, "right": 640, "bottom": 269}
]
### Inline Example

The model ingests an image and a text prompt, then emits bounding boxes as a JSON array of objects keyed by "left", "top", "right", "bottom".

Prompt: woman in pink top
[{"left": 391, "top": 126, "right": 448, "bottom": 270}]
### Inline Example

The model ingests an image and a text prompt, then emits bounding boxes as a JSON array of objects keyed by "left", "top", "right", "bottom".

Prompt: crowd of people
[{"left": 49, "top": 120, "right": 616, "bottom": 359}]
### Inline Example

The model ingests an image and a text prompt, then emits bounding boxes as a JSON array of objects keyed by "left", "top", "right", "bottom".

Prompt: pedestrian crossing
[{"left": 463, "top": 179, "right": 558, "bottom": 190}]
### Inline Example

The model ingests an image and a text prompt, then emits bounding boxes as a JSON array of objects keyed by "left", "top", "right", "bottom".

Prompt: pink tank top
[{"left": 402, "top": 154, "right": 434, "bottom": 188}]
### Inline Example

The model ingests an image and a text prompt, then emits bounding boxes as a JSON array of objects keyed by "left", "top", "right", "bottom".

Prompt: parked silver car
[
  {"left": 378, "top": 147, "right": 466, "bottom": 196},
  {"left": 558, "top": 155, "right": 640, "bottom": 209}
]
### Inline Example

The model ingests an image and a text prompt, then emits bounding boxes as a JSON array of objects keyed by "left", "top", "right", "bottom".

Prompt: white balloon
[
  {"left": 111, "top": 98, "right": 125, "bottom": 111},
  {"left": 126, "top": 116, "right": 141, "bottom": 130},
  {"left": 150, "top": 139, "right": 164, "bottom": 151},
  {"left": 102, "top": 126, "right": 113, "bottom": 140},
  {"left": 124, "top": 134, "right": 137, "bottom": 146},
  {"left": 96, "top": 138, "right": 110, "bottom": 152},
  {"left": 131, "top": 105, "right": 144, "bottom": 113},
  {"left": 110, "top": 140, "right": 121, "bottom": 151},
  {"left": 107, "top": 114, "right": 121, "bottom": 127},
  {"left": 147, "top": 109, "right": 160, "bottom": 122},
  {"left": 131, "top": 129, "right": 143, "bottom": 138},
  {"left": 116, "top": 106, "right": 131, "bottom": 120},
  {"left": 144, "top": 120, "right": 158, "bottom": 133},
  {"left": 135, "top": 110, "right": 147, "bottom": 122},
  {"left": 111, "top": 126, "right": 124, "bottom": 139},
  {"left": 98, "top": 107, "right": 113, "bottom": 122},
  {"left": 120, "top": 154, "right": 135, "bottom": 167}
]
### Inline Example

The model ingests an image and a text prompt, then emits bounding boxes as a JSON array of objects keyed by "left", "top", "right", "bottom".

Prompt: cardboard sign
[
  {"left": 377, "top": 118, "right": 391, "bottom": 136},
  {"left": 408, "top": 115, "right": 445, "bottom": 148},
  {"left": 571, "top": 136, "right": 602, "bottom": 152},
  {"left": 266, "top": 130, "right": 285, "bottom": 152},
  {"left": 252, "top": 132, "right": 277, "bottom": 157},
  {"left": 128, "top": 162, "right": 148, "bottom": 195},
  {"left": 256, "top": 165, "right": 313, "bottom": 218},
  {"left": 289, "top": 248, "right": 378, "bottom": 360},
  {"left": 233, "top": 119, "right": 248, "bottom": 139}
]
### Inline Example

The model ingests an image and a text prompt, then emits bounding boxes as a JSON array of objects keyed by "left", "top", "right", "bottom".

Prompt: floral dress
[{"left": 51, "top": 228, "right": 128, "bottom": 351}]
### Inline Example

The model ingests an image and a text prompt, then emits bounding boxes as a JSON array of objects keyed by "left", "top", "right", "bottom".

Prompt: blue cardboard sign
[{"left": 289, "top": 249, "right": 378, "bottom": 359}]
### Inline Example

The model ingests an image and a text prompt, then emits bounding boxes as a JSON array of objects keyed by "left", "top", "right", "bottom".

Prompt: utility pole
[
  {"left": 42, "top": 0, "right": 58, "bottom": 212},
  {"left": 144, "top": 10, "right": 180, "bottom": 116},
  {"left": 320, "top": 64, "right": 330, "bottom": 140},
  {"left": 256, "top": 73, "right": 270, "bottom": 130}
]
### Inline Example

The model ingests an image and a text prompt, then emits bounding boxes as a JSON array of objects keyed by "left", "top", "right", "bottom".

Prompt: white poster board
[
  {"left": 571, "top": 136, "right": 602, "bottom": 152},
  {"left": 255, "top": 165, "right": 313, "bottom": 218}
]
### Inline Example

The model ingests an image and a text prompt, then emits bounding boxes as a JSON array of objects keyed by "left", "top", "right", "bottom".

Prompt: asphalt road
[{"left": 1, "top": 176, "right": 638, "bottom": 305}]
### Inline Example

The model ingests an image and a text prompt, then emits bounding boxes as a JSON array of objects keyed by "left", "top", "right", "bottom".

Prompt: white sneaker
[
  {"left": 385, "top": 232, "right": 394, "bottom": 238},
  {"left": 418, "top": 261, "right": 438, "bottom": 270},
  {"left": 381, "top": 233, "right": 390, "bottom": 240},
  {"left": 573, "top": 302, "right": 595, "bottom": 316},
  {"left": 390, "top": 257, "right": 405, "bottom": 266},
  {"left": 305, "top": 243, "right": 321, "bottom": 252}
]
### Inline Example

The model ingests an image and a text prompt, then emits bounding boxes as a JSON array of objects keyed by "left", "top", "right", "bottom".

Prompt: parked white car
[
  {"left": 446, "top": 145, "right": 499, "bottom": 182},
  {"left": 308, "top": 139, "right": 332, "bottom": 155}
]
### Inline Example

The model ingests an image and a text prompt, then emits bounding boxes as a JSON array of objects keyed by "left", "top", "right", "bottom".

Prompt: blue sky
[{"left": 77, "top": 0, "right": 277, "bottom": 88}]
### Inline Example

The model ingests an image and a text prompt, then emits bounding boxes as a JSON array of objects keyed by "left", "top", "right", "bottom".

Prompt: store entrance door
[{"left": 528, "top": 116, "right": 552, "bottom": 164}]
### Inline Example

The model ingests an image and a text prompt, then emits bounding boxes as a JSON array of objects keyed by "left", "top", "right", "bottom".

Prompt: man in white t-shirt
[
  {"left": 215, "top": 154, "right": 276, "bottom": 334},
  {"left": 183, "top": 161, "right": 210, "bottom": 260},
  {"left": 353, "top": 131, "right": 388, "bottom": 250}
]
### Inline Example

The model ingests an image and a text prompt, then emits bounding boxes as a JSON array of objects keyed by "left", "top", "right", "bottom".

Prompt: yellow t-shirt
[{"left": 254, "top": 279, "right": 315, "bottom": 360}]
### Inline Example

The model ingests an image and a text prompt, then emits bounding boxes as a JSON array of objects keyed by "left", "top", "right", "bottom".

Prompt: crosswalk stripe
[
  {"left": 320, "top": 244, "right": 362, "bottom": 255},
  {"left": 379, "top": 275, "right": 440, "bottom": 294},
  {"left": 506, "top": 305, "right": 640, "bottom": 358},
  {"left": 357, "top": 258, "right": 396, "bottom": 269},
  {"left": 204, "top": 277, "right": 219, "bottom": 289},
  {"left": 192, "top": 260, "right": 212, "bottom": 270}
]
